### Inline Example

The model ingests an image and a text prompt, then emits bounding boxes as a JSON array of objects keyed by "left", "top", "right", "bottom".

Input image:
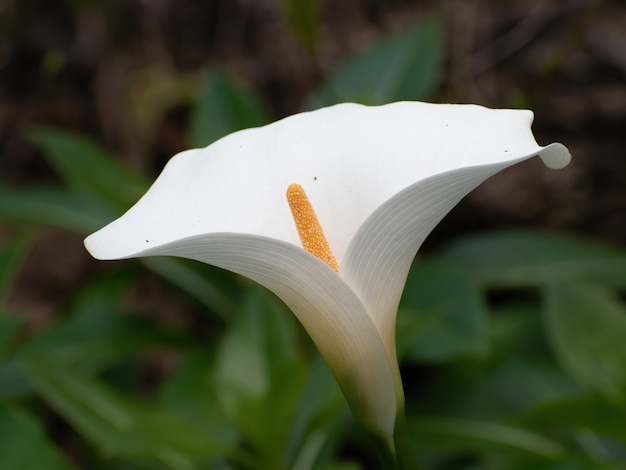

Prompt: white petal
[
  {"left": 83, "top": 101, "right": 571, "bottom": 447},
  {"left": 343, "top": 144, "right": 570, "bottom": 358},
  {"left": 127, "top": 233, "right": 398, "bottom": 444},
  {"left": 85, "top": 102, "right": 566, "bottom": 264}
]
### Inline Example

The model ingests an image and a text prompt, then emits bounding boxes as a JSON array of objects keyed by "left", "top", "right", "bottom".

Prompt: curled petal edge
[{"left": 343, "top": 142, "right": 571, "bottom": 365}]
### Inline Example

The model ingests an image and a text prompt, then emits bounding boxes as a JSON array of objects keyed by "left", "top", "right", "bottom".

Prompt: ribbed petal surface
[
  {"left": 134, "top": 234, "right": 397, "bottom": 444},
  {"left": 342, "top": 143, "right": 570, "bottom": 368}
]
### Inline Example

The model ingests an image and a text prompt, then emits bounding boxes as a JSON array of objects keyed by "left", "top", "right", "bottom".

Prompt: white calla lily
[{"left": 84, "top": 101, "right": 571, "bottom": 451}]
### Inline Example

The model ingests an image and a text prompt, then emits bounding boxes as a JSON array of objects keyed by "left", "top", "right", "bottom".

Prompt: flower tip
[
  {"left": 83, "top": 228, "right": 132, "bottom": 261},
  {"left": 83, "top": 233, "right": 110, "bottom": 260},
  {"left": 539, "top": 142, "right": 571, "bottom": 170}
]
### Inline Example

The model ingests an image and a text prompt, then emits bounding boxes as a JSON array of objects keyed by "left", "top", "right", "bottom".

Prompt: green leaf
[
  {"left": 543, "top": 283, "right": 626, "bottom": 400},
  {"left": 212, "top": 286, "right": 311, "bottom": 464},
  {"left": 488, "top": 304, "right": 547, "bottom": 359},
  {"left": 214, "top": 285, "right": 299, "bottom": 415},
  {"left": 441, "top": 231, "right": 626, "bottom": 288},
  {"left": 398, "top": 259, "right": 489, "bottom": 361},
  {"left": 23, "top": 305, "right": 182, "bottom": 373},
  {"left": 0, "top": 358, "right": 33, "bottom": 399},
  {"left": 520, "top": 395, "right": 626, "bottom": 445},
  {"left": 21, "top": 272, "right": 183, "bottom": 373},
  {"left": 481, "top": 306, "right": 588, "bottom": 412},
  {"left": 307, "top": 16, "right": 444, "bottom": 108},
  {"left": 0, "top": 188, "right": 236, "bottom": 320},
  {"left": 287, "top": 357, "right": 348, "bottom": 469},
  {"left": 484, "top": 358, "right": 588, "bottom": 414},
  {"left": 0, "top": 238, "right": 27, "bottom": 357},
  {"left": 275, "top": 0, "right": 319, "bottom": 53},
  {"left": 239, "top": 361, "right": 308, "bottom": 464},
  {"left": 2, "top": 276, "right": 184, "bottom": 399},
  {"left": 0, "top": 185, "right": 112, "bottom": 233},
  {"left": 141, "top": 257, "right": 236, "bottom": 320},
  {"left": 0, "top": 314, "right": 24, "bottom": 359},
  {"left": 28, "top": 128, "right": 149, "bottom": 210},
  {"left": 189, "top": 69, "right": 270, "bottom": 148},
  {"left": 0, "top": 403, "right": 75, "bottom": 469},
  {"left": 0, "top": 237, "right": 29, "bottom": 303},
  {"left": 526, "top": 461, "right": 624, "bottom": 470},
  {"left": 72, "top": 269, "right": 137, "bottom": 311},
  {"left": 23, "top": 358, "right": 227, "bottom": 468},
  {"left": 464, "top": 457, "right": 623, "bottom": 470},
  {"left": 161, "top": 351, "right": 238, "bottom": 447},
  {"left": 313, "top": 463, "right": 360, "bottom": 470},
  {"left": 409, "top": 417, "right": 565, "bottom": 460}
]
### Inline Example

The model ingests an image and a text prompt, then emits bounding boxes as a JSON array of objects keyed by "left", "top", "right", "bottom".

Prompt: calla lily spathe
[{"left": 84, "top": 101, "right": 571, "bottom": 447}]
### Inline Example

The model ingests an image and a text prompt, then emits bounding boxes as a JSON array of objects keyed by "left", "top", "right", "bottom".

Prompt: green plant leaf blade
[
  {"left": 213, "top": 285, "right": 299, "bottom": 413},
  {"left": 23, "top": 358, "right": 227, "bottom": 468},
  {"left": 141, "top": 257, "right": 236, "bottom": 320},
  {"left": 212, "top": 286, "right": 311, "bottom": 465},
  {"left": 543, "top": 283, "right": 626, "bottom": 400},
  {"left": 398, "top": 259, "right": 489, "bottom": 361},
  {"left": 0, "top": 357, "right": 33, "bottom": 399},
  {"left": 288, "top": 357, "right": 349, "bottom": 470},
  {"left": 161, "top": 351, "right": 238, "bottom": 447},
  {"left": 23, "top": 305, "right": 183, "bottom": 373},
  {"left": 520, "top": 395, "right": 626, "bottom": 446},
  {"left": 307, "top": 16, "right": 444, "bottom": 108},
  {"left": 0, "top": 403, "right": 75, "bottom": 470},
  {"left": 409, "top": 416, "right": 565, "bottom": 460},
  {"left": 189, "top": 70, "right": 270, "bottom": 148},
  {"left": 0, "top": 185, "right": 113, "bottom": 233},
  {"left": 0, "top": 315, "right": 24, "bottom": 359},
  {"left": 441, "top": 231, "right": 626, "bottom": 288},
  {"left": 0, "top": 237, "right": 29, "bottom": 303},
  {"left": 28, "top": 128, "right": 149, "bottom": 210}
]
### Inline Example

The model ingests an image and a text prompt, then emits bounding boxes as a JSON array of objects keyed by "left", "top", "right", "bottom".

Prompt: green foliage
[
  {"left": 441, "top": 230, "right": 626, "bottom": 288},
  {"left": 0, "top": 185, "right": 110, "bottom": 233},
  {"left": 0, "top": 315, "right": 23, "bottom": 359},
  {"left": 3, "top": 126, "right": 238, "bottom": 321},
  {"left": 544, "top": 283, "right": 626, "bottom": 401},
  {"left": 141, "top": 257, "right": 236, "bottom": 320},
  {"left": 28, "top": 128, "right": 149, "bottom": 212},
  {"left": 410, "top": 417, "right": 565, "bottom": 459},
  {"left": 189, "top": 70, "right": 271, "bottom": 148},
  {"left": 24, "top": 357, "right": 227, "bottom": 469},
  {"left": 213, "top": 286, "right": 300, "bottom": 413},
  {"left": 22, "top": 289, "right": 183, "bottom": 373},
  {"left": 0, "top": 403, "right": 75, "bottom": 470},
  {"left": 520, "top": 395, "right": 626, "bottom": 444},
  {"left": 398, "top": 259, "right": 489, "bottom": 361},
  {"left": 398, "top": 231, "right": 626, "bottom": 469},
  {"left": 308, "top": 16, "right": 444, "bottom": 108},
  {"left": 161, "top": 351, "right": 238, "bottom": 447},
  {"left": 0, "top": 238, "right": 29, "bottom": 304}
]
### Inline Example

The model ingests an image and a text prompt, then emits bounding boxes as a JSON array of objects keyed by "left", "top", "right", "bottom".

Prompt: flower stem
[
  {"left": 393, "top": 413, "right": 418, "bottom": 469},
  {"left": 372, "top": 414, "right": 418, "bottom": 469},
  {"left": 374, "top": 441, "right": 401, "bottom": 470}
]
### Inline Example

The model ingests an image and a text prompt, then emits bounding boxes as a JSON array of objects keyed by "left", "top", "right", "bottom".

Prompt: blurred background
[{"left": 1, "top": 0, "right": 626, "bottom": 469}]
